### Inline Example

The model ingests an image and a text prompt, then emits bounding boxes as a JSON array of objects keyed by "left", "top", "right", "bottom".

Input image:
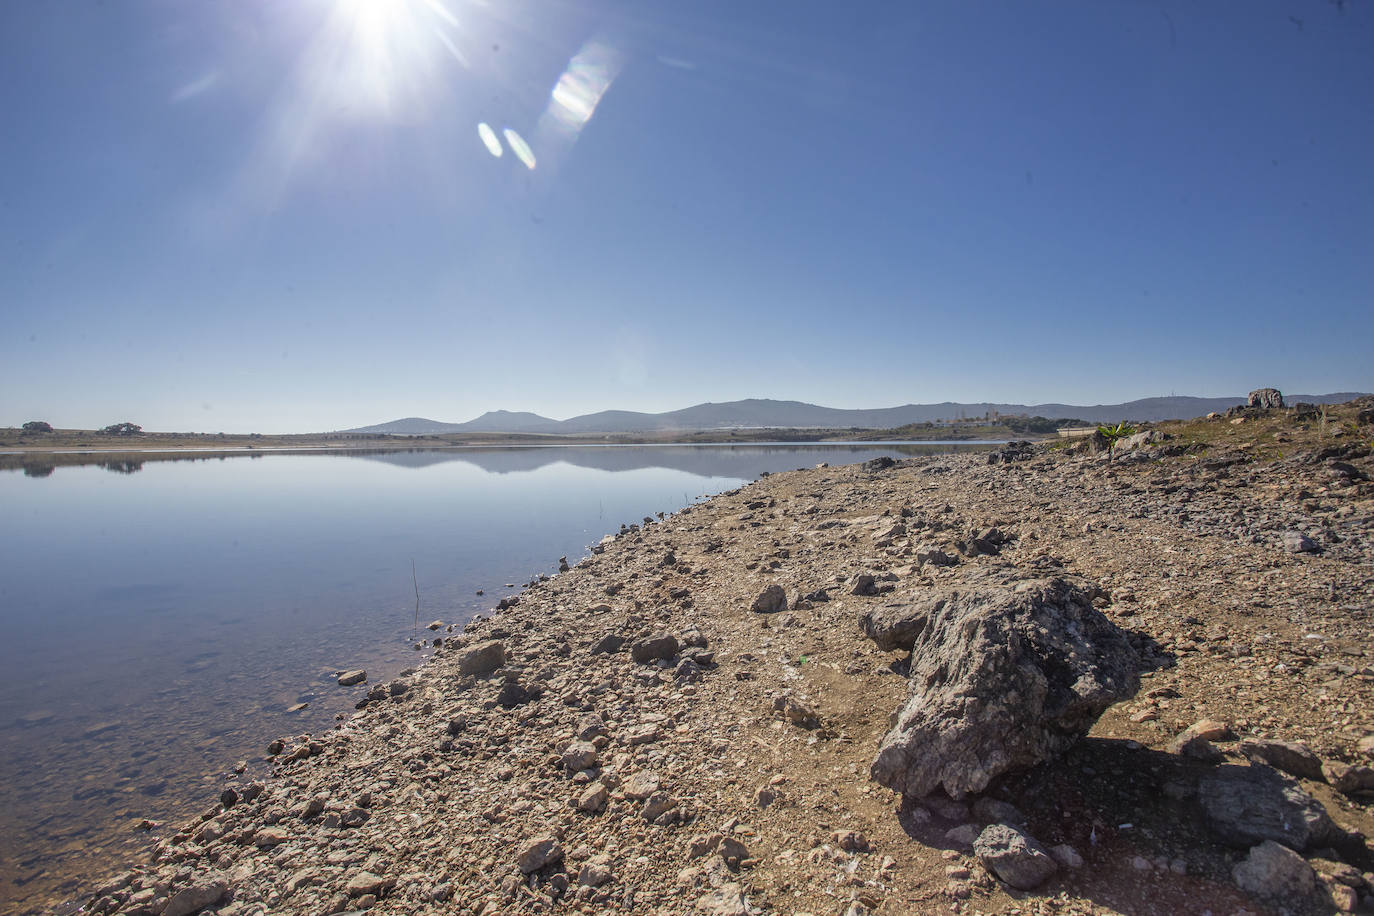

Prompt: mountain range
[{"left": 344, "top": 394, "right": 1367, "bottom": 436}]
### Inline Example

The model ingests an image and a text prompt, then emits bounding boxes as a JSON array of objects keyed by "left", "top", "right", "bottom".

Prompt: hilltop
[{"left": 346, "top": 394, "right": 1368, "bottom": 436}]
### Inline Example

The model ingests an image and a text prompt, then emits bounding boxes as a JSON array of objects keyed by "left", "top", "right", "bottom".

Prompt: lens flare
[
  {"left": 547, "top": 42, "right": 622, "bottom": 132},
  {"left": 503, "top": 128, "right": 536, "bottom": 169},
  {"left": 477, "top": 122, "right": 503, "bottom": 157}
]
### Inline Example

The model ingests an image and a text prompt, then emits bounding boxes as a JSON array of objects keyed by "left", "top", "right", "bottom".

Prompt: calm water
[{"left": 0, "top": 442, "right": 990, "bottom": 913}]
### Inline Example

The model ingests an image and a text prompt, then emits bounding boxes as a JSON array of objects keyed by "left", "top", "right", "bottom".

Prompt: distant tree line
[
  {"left": 887, "top": 416, "right": 1087, "bottom": 436},
  {"left": 1001, "top": 416, "right": 1088, "bottom": 434},
  {"left": 18, "top": 421, "right": 150, "bottom": 436}
]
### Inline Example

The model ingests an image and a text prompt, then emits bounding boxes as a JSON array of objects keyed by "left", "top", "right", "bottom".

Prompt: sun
[
  {"left": 343, "top": 0, "right": 411, "bottom": 49},
  {"left": 326, "top": 0, "right": 462, "bottom": 117}
]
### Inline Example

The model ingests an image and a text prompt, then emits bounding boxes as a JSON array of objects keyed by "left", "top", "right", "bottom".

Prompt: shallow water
[{"left": 0, "top": 442, "right": 990, "bottom": 913}]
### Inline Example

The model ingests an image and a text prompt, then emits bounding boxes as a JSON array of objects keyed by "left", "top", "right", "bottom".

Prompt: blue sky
[{"left": 2, "top": 0, "right": 1371, "bottom": 433}]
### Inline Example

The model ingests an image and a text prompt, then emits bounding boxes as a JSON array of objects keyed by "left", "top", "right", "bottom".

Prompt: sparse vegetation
[{"left": 1096, "top": 421, "right": 1136, "bottom": 463}]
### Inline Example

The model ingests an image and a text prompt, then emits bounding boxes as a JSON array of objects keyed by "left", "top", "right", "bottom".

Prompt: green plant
[{"left": 1097, "top": 422, "right": 1136, "bottom": 464}]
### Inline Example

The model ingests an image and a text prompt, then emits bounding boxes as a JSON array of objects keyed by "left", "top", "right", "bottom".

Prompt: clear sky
[{"left": 2, "top": 0, "right": 1371, "bottom": 433}]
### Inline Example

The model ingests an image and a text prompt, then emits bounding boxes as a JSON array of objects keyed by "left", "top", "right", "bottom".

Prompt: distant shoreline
[
  {"left": 0, "top": 425, "right": 1028, "bottom": 461},
  {"left": 0, "top": 437, "right": 1013, "bottom": 474}
]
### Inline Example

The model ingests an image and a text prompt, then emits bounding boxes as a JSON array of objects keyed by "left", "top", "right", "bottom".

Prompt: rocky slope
[{"left": 79, "top": 401, "right": 1374, "bottom": 916}]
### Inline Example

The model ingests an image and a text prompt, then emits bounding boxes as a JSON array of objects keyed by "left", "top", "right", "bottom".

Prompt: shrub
[{"left": 1096, "top": 422, "right": 1136, "bottom": 464}]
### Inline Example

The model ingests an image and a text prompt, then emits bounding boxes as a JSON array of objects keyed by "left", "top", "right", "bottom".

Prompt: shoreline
[
  {"left": 0, "top": 425, "right": 1041, "bottom": 468},
  {"left": 59, "top": 404, "right": 1374, "bottom": 915},
  {"left": 0, "top": 440, "right": 1009, "bottom": 476},
  {"left": 0, "top": 438, "right": 1011, "bottom": 458}
]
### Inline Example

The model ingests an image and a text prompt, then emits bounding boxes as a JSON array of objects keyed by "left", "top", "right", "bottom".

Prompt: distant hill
[{"left": 344, "top": 393, "right": 1367, "bottom": 436}]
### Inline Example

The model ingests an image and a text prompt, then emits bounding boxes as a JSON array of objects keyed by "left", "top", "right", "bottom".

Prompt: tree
[
  {"left": 21, "top": 420, "right": 53, "bottom": 433},
  {"left": 99, "top": 422, "right": 142, "bottom": 436}
]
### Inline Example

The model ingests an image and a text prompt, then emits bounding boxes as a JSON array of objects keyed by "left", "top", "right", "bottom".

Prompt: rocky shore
[{"left": 76, "top": 400, "right": 1374, "bottom": 916}]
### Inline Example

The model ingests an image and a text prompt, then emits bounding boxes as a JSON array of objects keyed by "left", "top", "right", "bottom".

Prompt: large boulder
[
  {"left": 1247, "top": 388, "right": 1285, "bottom": 409},
  {"left": 1199, "top": 765, "right": 1335, "bottom": 850},
  {"left": 868, "top": 576, "right": 1140, "bottom": 799}
]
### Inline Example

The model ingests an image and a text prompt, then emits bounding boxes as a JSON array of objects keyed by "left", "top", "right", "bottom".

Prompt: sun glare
[
  {"left": 238, "top": 0, "right": 620, "bottom": 208},
  {"left": 335, "top": 0, "right": 432, "bottom": 114}
]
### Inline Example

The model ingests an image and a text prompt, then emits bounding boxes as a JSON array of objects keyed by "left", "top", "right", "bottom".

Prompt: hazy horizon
[
  {"left": 7, "top": 389, "right": 1370, "bottom": 436},
  {"left": 3, "top": 1, "right": 1372, "bottom": 434}
]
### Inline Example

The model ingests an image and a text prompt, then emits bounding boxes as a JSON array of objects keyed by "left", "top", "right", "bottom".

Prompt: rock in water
[
  {"left": 337, "top": 669, "right": 367, "bottom": 687},
  {"left": 868, "top": 576, "right": 1140, "bottom": 799},
  {"left": 1247, "top": 388, "right": 1284, "bottom": 409},
  {"left": 1199, "top": 765, "right": 1335, "bottom": 850},
  {"left": 974, "top": 823, "right": 1059, "bottom": 890}
]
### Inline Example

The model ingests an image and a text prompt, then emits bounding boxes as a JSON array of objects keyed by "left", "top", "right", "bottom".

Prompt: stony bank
[{"left": 78, "top": 398, "right": 1374, "bottom": 916}]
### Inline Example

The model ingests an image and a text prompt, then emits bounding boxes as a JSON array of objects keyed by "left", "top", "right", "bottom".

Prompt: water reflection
[
  {"left": 2, "top": 441, "right": 993, "bottom": 478},
  {"left": 99, "top": 460, "right": 143, "bottom": 475}
]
